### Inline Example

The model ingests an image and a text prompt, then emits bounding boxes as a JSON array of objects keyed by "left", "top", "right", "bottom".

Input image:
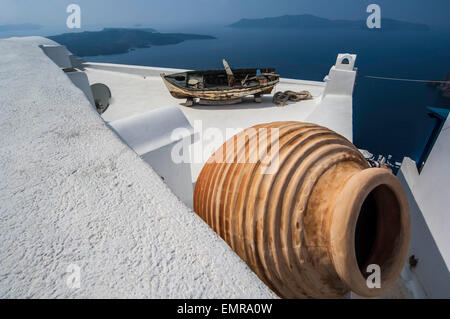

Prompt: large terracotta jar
[{"left": 194, "top": 121, "right": 410, "bottom": 298}]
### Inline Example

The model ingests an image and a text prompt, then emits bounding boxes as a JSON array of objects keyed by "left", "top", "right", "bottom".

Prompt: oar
[{"left": 223, "top": 59, "right": 236, "bottom": 86}]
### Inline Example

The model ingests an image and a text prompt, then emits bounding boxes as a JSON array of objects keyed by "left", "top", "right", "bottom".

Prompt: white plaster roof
[
  {"left": 86, "top": 64, "right": 327, "bottom": 127},
  {"left": 5, "top": 35, "right": 59, "bottom": 46},
  {"left": 84, "top": 62, "right": 353, "bottom": 182},
  {"left": 0, "top": 37, "right": 276, "bottom": 298}
]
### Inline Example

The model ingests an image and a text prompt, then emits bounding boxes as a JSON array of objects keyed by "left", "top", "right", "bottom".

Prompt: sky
[{"left": 1, "top": 0, "right": 450, "bottom": 28}]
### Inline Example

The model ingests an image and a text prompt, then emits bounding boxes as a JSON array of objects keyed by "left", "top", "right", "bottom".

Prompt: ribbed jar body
[{"left": 194, "top": 121, "right": 410, "bottom": 298}]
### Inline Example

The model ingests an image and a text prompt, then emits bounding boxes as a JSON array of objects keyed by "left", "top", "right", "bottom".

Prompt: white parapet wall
[
  {"left": 65, "top": 69, "right": 95, "bottom": 107},
  {"left": 0, "top": 37, "right": 276, "bottom": 298},
  {"left": 396, "top": 111, "right": 450, "bottom": 298},
  {"left": 38, "top": 44, "right": 73, "bottom": 69},
  {"left": 322, "top": 53, "right": 358, "bottom": 98},
  {"left": 84, "top": 61, "right": 188, "bottom": 78},
  {"left": 396, "top": 108, "right": 450, "bottom": 298},
  {"left": 397, "top": 157, "right": 450, "bottom": 298},
  {"left": 304, "top": 54, "right": 357, "bottom": 141},
  {"left": 108, "top": 107, "right": 196, "bottom": 207},
  {"left": 412, "top": 114, "right": 450, "bottom": 269}
]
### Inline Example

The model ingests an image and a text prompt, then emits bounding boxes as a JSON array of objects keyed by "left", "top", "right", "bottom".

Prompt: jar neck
[{"left": 329, "top": 168, "right": 411, "bottom": 297}]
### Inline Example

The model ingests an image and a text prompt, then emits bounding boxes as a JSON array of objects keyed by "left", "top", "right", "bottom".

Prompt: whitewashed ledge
[{"left": 0, "top": 37, "right": 276, "bottom": 298}]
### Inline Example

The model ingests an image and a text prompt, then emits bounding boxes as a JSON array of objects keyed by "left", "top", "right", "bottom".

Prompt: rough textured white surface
[
  {"left": 0, "top": 37, "right": 276, "bottom": 298},
  {"left": 5, "top": 36, "right": 59, "bottom": 46}
]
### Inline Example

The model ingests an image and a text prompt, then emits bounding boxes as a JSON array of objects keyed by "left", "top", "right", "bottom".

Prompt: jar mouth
[{"left": 330, "top": 168, "right": 411, "bottom": 297}]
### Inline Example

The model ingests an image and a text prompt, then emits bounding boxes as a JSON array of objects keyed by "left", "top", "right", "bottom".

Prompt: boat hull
[{"left": 161, "top": 73, "right": 278, "bottom": 101}]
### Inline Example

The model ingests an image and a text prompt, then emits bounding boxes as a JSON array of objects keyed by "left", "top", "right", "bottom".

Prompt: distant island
[
  {"left": 229, "top": 14, "right": 429, "bottom": 31},
  {"left": 48, "top": 28, "right": 216, "bottom": 56},
  {"left": 0, "top": 23, "right": 42, "bottom": 32}
]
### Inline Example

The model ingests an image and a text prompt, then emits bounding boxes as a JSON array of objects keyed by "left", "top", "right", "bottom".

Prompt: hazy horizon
[{"left": 1, "top": 0, "right": 450, "bottom": 30}]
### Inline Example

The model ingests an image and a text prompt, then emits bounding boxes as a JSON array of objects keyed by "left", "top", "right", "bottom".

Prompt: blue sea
[{"left": 24, "top": 25, "right": 450, "bottom": 164}]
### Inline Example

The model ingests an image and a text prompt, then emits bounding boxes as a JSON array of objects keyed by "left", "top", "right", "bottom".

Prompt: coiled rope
[{"left": 273, "top": 90, "right": 312, "bottom": 106}]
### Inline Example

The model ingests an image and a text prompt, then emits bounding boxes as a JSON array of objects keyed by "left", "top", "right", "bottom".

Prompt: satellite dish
[{"left": 90, "top": 83, "right": 111, "bottom": 114}]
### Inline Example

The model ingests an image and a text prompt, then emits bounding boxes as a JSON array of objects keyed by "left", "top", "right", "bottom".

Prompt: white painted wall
[
  {"left": 85, "top": 62, "right": 187, "bottom": 78},
  {"left": 66, "top": 69, "right": 95, "bottom": 107},
  {"left": 306, "top": 54, "right": 357, "bottom": 141},
  {"left": 39, "top": 45, "right": 73, "bottom": 69},
  {"left": 322, "top": 53, "right": 358, "bottom": 98},
  {"left": 407, "top": 114, "right": 450, "bottom": 270},
  {"left": 398, "top": 157, "right": 450, "bottom": 298},
  {"left": 108, "top": 107, "right": 196, "bottom": 207}
]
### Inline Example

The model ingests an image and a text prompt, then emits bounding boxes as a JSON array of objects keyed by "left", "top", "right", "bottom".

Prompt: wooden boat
[{"left": 161, "top": 59, "right": 280, "bottom": 106}]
